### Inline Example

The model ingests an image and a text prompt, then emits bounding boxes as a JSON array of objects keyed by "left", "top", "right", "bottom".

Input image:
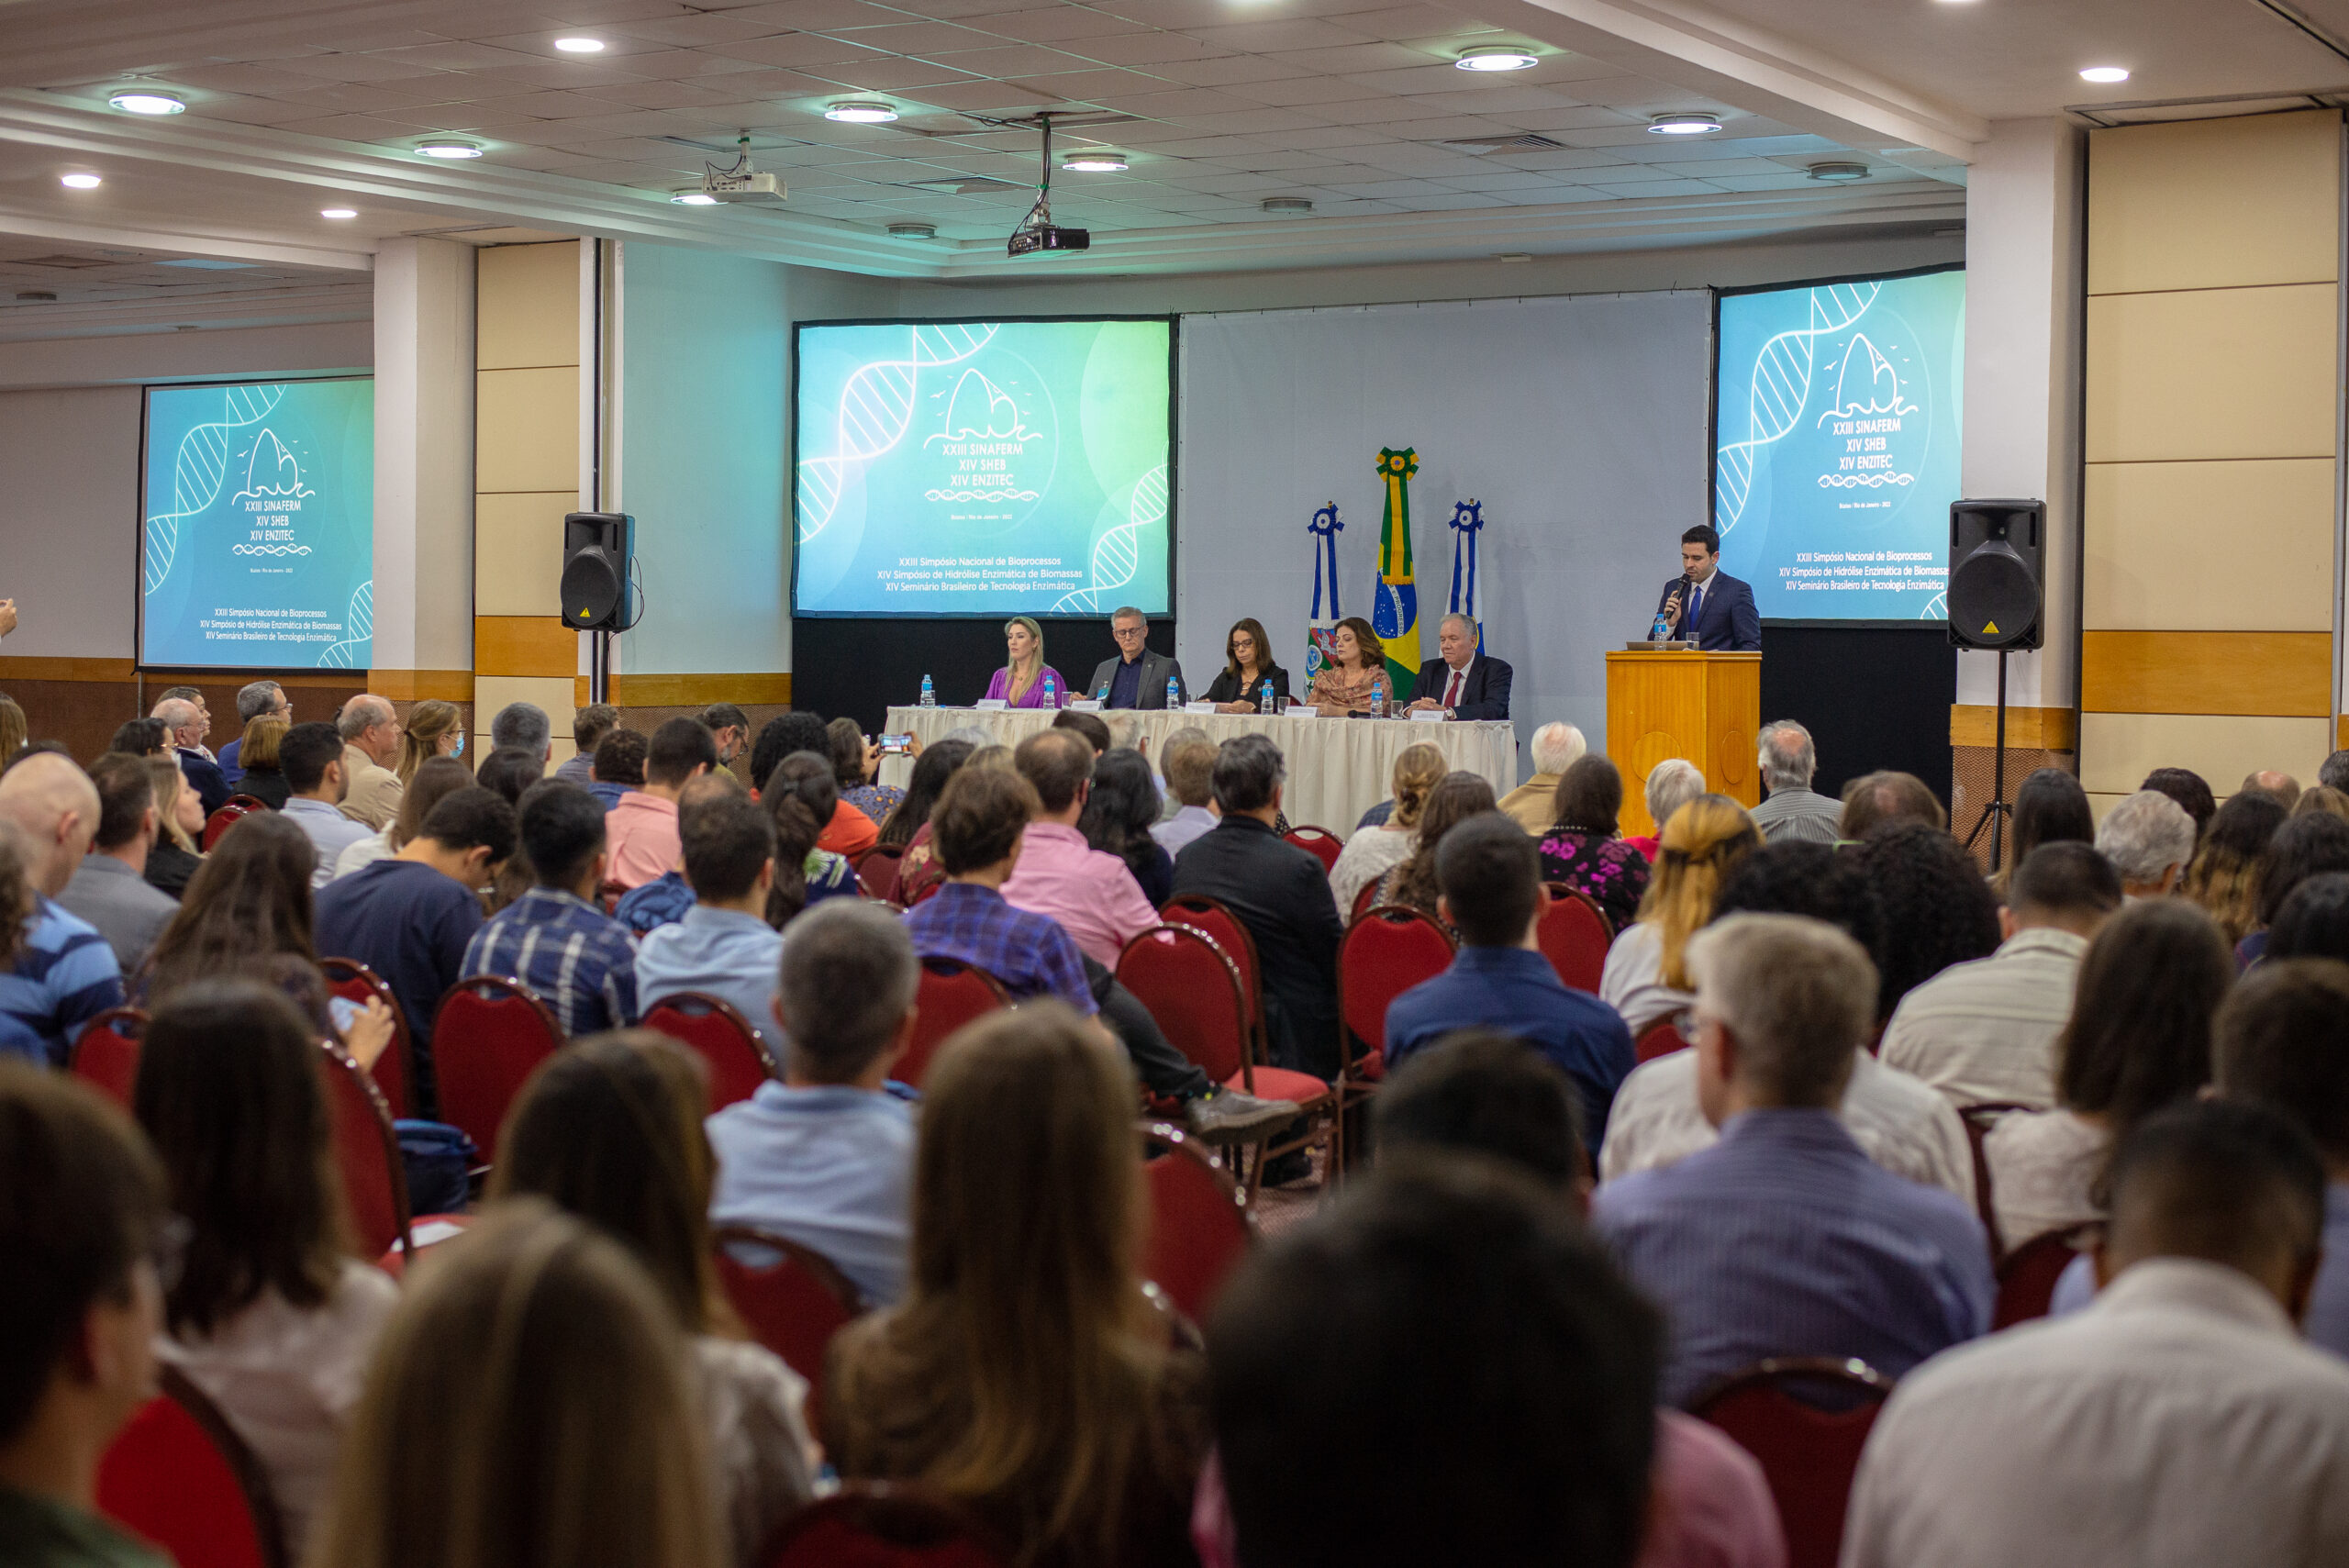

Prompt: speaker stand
[
  {"left": 1961, "top": 647, "right": 2013, "bottom": 869},
  {"left": 589, "top": 628, "right": 612, "bottom": 706}
]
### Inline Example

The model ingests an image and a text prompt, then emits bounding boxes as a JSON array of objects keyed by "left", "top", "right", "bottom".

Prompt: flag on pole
[
  {"left": 1372, "top": 447, "right": 1420, "bottom": 692},
  {"left": 1447, "top": 499, "right": 1486, "bottom": 654},
  {"left": 1306, "top": 502, "right": 1344, "bottom": 683}
]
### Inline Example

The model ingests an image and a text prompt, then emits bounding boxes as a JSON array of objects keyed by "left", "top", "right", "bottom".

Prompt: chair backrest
[
  {"left": 902, "top": 960, "right": 1010, "bottom": 1087},
  {"left": 98, "top": 1364, "right": 289, "bottom": 1568},
  {"left": 1117, "top": 924, "right": 1253, "bottom": 1087},
  {"left": 1535, "top": 884, "right": 1612, "bottom": 994},
  {"left": 715, "top": 1225, "right": 865, "bottom": 1439},
  {"left": 1956, "top": 1102, "right": 2035, "bottom": 1258},
  {"left": 1994, "top": 1225, "right": 2092, "bottom": 1329},
  {"left": 317, "top": 1040, "right": 412, "bottom": 1260},
  {"left": 1351, "top": 878, "right": 1381, "bottom": 922},
  {"left": 858, "top": 843, "right": 906, "bottom": 903},
  {"left": 760, "top": 1483, "right": 1011, "bottom": 1568},
  {"left": 1634, "top": 1018, "right": 1686, "bottom": 1064},
  {"left": 642, "top": 991, "right": 779, "bottom": 1110},
  {"left": 1692, "top": 1357, "right": 1893, "bottom": 1568},
  {"left": 1338, "top": 906, "right": 1456, "bottom": 1065},
  {"left": 1162, "top": 894, "right": 1265, "bottom": 1038},
  {"left": 70, "top": 1007, "right": 149, "bottom": 1108},
  {"left": 201, "top": 799, "right": 261, "bottom": 852},
  {"left": 1140, "top": 1122, "right": 1252, "bottom": 1324},
  {"left": 1283, "top": 826, "right": 1343, "bottom": 873},
  {"left": 430, "top": 975, "right": 564, "bottom": 1162},
  {"left": 319, "top": 957, "right": 416, "bottom": 1120}
]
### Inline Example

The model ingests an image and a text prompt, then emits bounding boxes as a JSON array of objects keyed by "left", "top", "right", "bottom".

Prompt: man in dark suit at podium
[
  {"left": 1405, "top": 614, "right": 1512, "bottom": 720},
  {"left": 1653, "top": 526, "right": 1761, "bottom": 651}
]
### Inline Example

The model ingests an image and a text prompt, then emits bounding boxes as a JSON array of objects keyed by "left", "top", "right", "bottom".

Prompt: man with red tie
[{"left": 1405, "top": 613, "right": 1513, "bottom": 721}]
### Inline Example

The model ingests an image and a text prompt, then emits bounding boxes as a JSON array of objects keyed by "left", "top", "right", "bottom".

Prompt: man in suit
[
  {"left": 1085, "top": 605, "right": 1187, "bottom": 709},
  {"left": 1653, "top": 525, "right": 1762, "bottom": 651},
  {"left": 1405, "top": 613, "right": 1512, "bottom": 720}
]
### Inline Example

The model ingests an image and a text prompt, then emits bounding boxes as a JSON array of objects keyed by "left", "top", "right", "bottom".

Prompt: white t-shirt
[{"left": 1599, "top": 921, "right": 1694, "bottom": 1036}]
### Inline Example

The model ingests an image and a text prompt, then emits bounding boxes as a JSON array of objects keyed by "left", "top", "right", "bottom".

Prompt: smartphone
[{"left": 879, "top": 732, "right": 915, "bottom": 754}]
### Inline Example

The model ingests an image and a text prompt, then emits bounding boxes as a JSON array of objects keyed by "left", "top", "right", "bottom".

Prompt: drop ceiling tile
[
  {"left": 1588, "top": 177, "right": 1722, "bottom": 197},
  {"left": 1000, "top": 67, "right": 1174, "bottom": 100},
  {"left": 890, "top": 0, "right": 1066, "bottom": 17},
  {"left": 1297, "top": 95, "right": 1461, "bottom": 125},
  {"left": 184, "top": 95, "right": 342, "bottom": 127},
  {"left": 361, "top": 40, "right": 552, "bottom": 73},
  {"left": 1252, "top": 41, "right": 1435, "bottom": 73},
  {"left": 826, "top": 19, "right": 1007, "bottom": 53},
  {"left": 462, "top": 58, "right": 666, "bottom": 89},
  {"left": 1397, "top": 85, "right": 1583, "bottom": 114},
  {"left": 1440, "top": 168, "right": 1574, "bottom": 192},
  {"left": 1178, "top": 17, "right": 1378, "bottom": 50},
  {"left": 1378, "top": 190, "right": 1509, "bottom": 210},
  {"left": 607, "top": 12, "right": 794, "bottom": 44},
  {"left": 1060, "top": 30, "right": 1234, "bottom": 66},
  {"left": 724, "top": 33, "right": 898, "bottom": 68},
  {"left": 267, "top": 112, "right": 435, "bottom": 140},
  {"left": 1337, "top": 61, "right": 1520, "bottom": 94},
  {"left": 1368, "top": 113, "right": 1520, "bottom": 139},
  {"left": 1159, "top": 106, "right": 1336, "bottom": 134},
  {"left": 1504, "top": 104, "right": 1641, "bottom": 132},
  {"left": 1097, "top": 85, "right": 1260, "bottom": 116},
  {"left": 1652, "top": 156, "right": 1797, "bottom": 177},
  {"left": 264, "top": 81, "right": 459, "bottom": 114},
  {"left": 539, "top": 0, "right": 710, "bottom": 20},
  {"left": 1137, "top": 54, "right": 1307, "bottom": 88},
  {"left": 1488, "top": 146, "right": 1632, "bottom": 171},
  {"left": 1350, "top": 145, "right": 1500, "bottom": 176},
  {"left": 800, "top": 58, "right": 989, "bottom": 89},
  {"left": 161, "top": 61, "right": 344, "bottom": 93},
  {"left": 471, "top": 88, "right": 641, "bottom": 118},
  {"left": 269, "top": 50, "right": 451, "bottom": 83},
  {"left": 982, "top": 8, "right": 1152, "bottom": 42},
  {"left": 1709, "top": 172, "right": 1836, "bottom": 191},
  {"left": 588, "top": 76, "right": 734, "bottom": 107},
  {"left": 907, "top": 42, "right": 1101, "bottom": 74}
]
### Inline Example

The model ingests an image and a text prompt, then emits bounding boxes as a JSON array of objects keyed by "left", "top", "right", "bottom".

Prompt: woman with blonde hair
[
  {"left": 491, "top": 1032, "right": 814, "bottom": 1563},
  {"left": 310, "top": 1200, "right": 725, "bottom": 1568},
  {"left": 1368, "top": 772, "right": 1499, "bottom": 922},
  {"left": 2179, "top": 787, "right": 2288, "bottom": 949},
  {"left": 1308, "top": 617, "right": 1392, "bottom": 717},
  {"left": 1326, "top": 743, "right": 1446, "bottom": 917},
  {"left": 984, "top": 616, "right": 1067, "bottom": 709},
  {"left": 395, "top": 698, "right": 464, "bottom": 785},
  {"left": 1599, "top": 795, "right": 1760, "bottom": 1033},
  {"left": 142, "top": 752, "right": 206, "bottom": 898},
  {"left": 233, "top": 714, "right": 293, "bottom": 809},
  {"left": 0, "top": 692, "right": 25, "bottom": 762},
  {"left": 827, "top": 1004, "right": 1207, "bottom": 1568}
]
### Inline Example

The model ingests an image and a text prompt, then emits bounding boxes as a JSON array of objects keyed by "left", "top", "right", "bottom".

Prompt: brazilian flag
[{"left": 1372, "top": 447, "right": 1420, "bottom": 693}]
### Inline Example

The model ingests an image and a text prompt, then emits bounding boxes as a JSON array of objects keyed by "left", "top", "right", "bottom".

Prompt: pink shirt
[
  {"left": 604, "top": 791, "right": 682, "bottom": 890},
  {"left": 1645, "top": 1410, "right": 1787, "bottom": 1568},
  {"left": 1001, "top": 820, "right": 1158, "bottom": 968}
]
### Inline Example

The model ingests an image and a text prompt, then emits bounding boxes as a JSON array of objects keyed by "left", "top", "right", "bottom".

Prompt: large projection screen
[
  {"left": 1712, "top": 266, "right": 1964, "bottom": 624},
  {"left": 793, "top": 317, "right": 1174, "bottom": 617}
]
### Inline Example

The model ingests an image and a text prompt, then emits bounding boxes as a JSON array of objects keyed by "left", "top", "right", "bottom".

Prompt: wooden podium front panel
[{"left": 1606, "top": 651, "right": 1762, "bottom": 839}]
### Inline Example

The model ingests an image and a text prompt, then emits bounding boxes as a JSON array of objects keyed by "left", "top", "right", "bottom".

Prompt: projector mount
[{"left": 1006, "top": 113, "right": 1089, "bottom": 258}]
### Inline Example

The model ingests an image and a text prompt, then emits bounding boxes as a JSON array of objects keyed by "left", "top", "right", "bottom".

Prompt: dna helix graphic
[
  {"left": 144, "top": 384, "right": 288, "bottom": 594},
  {"left": 317, "top": 581, "right": 374, "bottom": 669},
  {"left": 1053, "top": 462, "right": 1166, "bottom": 614},
  {"left": 1713, "top": 282, "right": 1882, "bottom": 538},
  {"left": 796, "top": 324, "right": 998, "bottom": 546}
]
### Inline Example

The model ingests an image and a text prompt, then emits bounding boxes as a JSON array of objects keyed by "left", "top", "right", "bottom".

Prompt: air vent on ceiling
[
  {"left": 1443, "top": 134, "right": 1566, "bottom": 151},
  {"left": 12, "top": 253, "right": 112, "bottom": 269},
  {"left": 907, "top": 176, "right": 1030, "bottom": 195}
]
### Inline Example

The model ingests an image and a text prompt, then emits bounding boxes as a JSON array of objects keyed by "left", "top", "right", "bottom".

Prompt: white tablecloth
[{"left": 880, "top": 706, "right": 1517, "bottom": 831}]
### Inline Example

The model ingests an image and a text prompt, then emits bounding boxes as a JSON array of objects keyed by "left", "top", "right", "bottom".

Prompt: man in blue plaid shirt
[
  {"left": 462, "top": 781, "right": 637, "bottom": 1035},
  {"left": 902, "top": 767, "right": 1094, "bottom": 1013}
]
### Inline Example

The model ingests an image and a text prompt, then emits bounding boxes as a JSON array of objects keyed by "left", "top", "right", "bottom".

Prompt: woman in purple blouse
[
  {"left": 1537, "top": 752, "right": 1651, "bottom": 933},
  {"left": 982, "top": 615, "right": 1066, "bottom": 708}
]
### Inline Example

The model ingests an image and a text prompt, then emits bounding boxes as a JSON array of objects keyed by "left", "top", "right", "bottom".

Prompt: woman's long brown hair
[{"left": 144, "top": 811, "right": 317, "bottom": 1003}]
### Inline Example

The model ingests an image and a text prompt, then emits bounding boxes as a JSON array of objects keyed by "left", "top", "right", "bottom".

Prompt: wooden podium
[{"left": 1606, "top": 650, "right": 1762, "bottom": 838}]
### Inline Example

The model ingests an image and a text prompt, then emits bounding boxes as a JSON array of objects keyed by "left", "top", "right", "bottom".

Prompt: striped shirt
[
  {"left": 1877, "top": 927, "right": 2087, "bottom": 1110},
  {"left": 461, "top": 885, "right": 638, "bottom": 1038},
  {"left": 1746, "top": 786, "right": 1843, "bottom": 845},
  {"left": 0, "top": 896, "right": 126, "bottom": 1065}
]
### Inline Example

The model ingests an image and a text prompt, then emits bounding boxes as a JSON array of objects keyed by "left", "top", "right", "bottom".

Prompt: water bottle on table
[
  {"left": 1650, "top": 609, "right": 1673, "bottom": 643},
  {"left": 1043, "top": 672, "right": 1058, "bottom": 708},
  {"left": 1261, "top": 677, "right": 1275, "bottom": 714},
  {"left": 920, "top": 673, "right": 935, "bottom": 708},
  {"left": 1166, "top": 675, "right": 1180, "bottom": 709}
]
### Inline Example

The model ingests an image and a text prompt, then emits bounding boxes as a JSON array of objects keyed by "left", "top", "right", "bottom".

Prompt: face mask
[{"left": 451, "top": 734, "right": 465, "bottom": 760}]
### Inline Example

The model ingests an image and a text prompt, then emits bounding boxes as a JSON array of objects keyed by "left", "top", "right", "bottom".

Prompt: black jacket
[
  {"left": 1202, "top": 662, "right": 1294, "bottom": 708},
  {"left": 1170, "top": 816, "right": 1342, "bottom": 1078},
  {"left": 1405, "top": 655, "right": 1513, "bottom": 721}
]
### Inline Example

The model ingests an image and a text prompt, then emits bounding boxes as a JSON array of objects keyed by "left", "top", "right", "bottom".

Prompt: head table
[{"left": 878, "top": 706, "right": 1519, "bottom": 832}]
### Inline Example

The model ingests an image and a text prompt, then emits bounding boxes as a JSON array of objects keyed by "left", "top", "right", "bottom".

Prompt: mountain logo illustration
[
  {"left": 1816, "top": 333, "right": 1915, "bottom": 424},
  {"left": 924, "top": 370, "right": 1038, "bottom": 446},
  {"left": 234, "top": 429, "right": 314, "bottom": 500}
]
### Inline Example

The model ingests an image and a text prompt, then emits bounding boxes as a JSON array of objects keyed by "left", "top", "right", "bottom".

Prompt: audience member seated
[
  {"left": 1051, "top": 707, "right": 1113, "bottom": 756},
  {"left": 1843, "top": 1100, "right": 2349, "bottom": 1568},
  {"left": 1979, "top": 897, "right": 2233, "bottom": 1251},
  {"left": 1079, "top": 748, "right": 1175, "bottom": 907},
  {"left": 312, "top": 1200, "right": 726, "bottom": 1568},
  {"left": 1001, "top": 729, "right": 1157, "bottom": 967},
  {"left": 1994, "top": 767, "right": 2095, "bottom": 897},
  {"left": 139, "top": 756, "right": 204, "bottom": 901},
  {"left": 1880, "top": 842, "right": 2121, "bottom": 1109},
  {"left": 1593, "top": 913, "right": 1992, "bottom": 1406},
  {"left": 218, "top": 678, "right": 290, "bottom": 782},
  {"left": 233, "top": 716, "right": 291, "bottom": 809},
  {"left": 1845, "top": 821, "right": 2002, "bottom": 1021},
  {"left": 154, "top": 697, "right": 229, "bottom": 817},
  {"left": 334, "top": 755, "right": 476, "bottom": 879},
  {"left": 1628, "top": 757, "right": 1705, "bottom": 859},
  {"left": 1385, "top": 816, "right": 1634, "bottom": 1147},
  {"left": 589, "top": 726, "right": 646, "bottom": 813},
  {"left": 335, "top": 695, "right": 405, "bottom": 832},
  {"left": 2096, "top": 788, "right": 2198, "bottom": 898},
  {"left": 561, "top": 702, "right": 620, "bottom": 787},
  {"left": 2298, "top": 784, "right": 2349, "bottom": 823},
  {"left": 829, "top": 717, "right": 903, "bottom": 824},
  {"left": 2246, "top": 769, "right": 2303, "bottom": 812},
  {"left": 1537, "top": 754, "right": 1651, "bottom": 932},
  {"left": 2268, "top": 873, "right": 2349, "bottom": 962},
  {"left": 474, "top": 742, "right": 546, "bottom": 804},
  {"left": 462, "top": 782, "right": 638, "bottom": 1035},
  {"left": 135, "top": 980, "right": 398, "bottom": 1556},
  {"left": 903, "top": 766, "right": 1096, "bottom": 1015},
  {"left": 1172, "top": 735, "right": 1344, "bottom": 1077},
  {"left": 489, "top": 699, "right": 553, "bottom": 770},
  {"left": 141, "top": 813, "right": 325, "bottom": 1003},
  {"left": 699, "top": 702, "right": 751, "bottom": 774},
  {"left": 2241, "top": 811, "right": 2349, "bottom": 967},
  {"left": 109, "top": 717, "right": 167, "bottom": 760},
  {"left": 616, "top": 773, "right": 744, "bottom": 936},
  {"left": 1210, "top": 1159, "right": 1662, "bottom": 1568},
  {"left": 879, "top": 739, "right": 975, "bottom": 902},
  {"left": 0, "top": 754, "right": 123, "bottom": 1063},
  {"left": 1599, "top": 840, "right": 1970, "bottom": 1199},
  {"left": 2181, "top": 787, "right": 2288, "bottom": 949},
  {"left": 57, "top": 754, "right": 180, "bottom": 974},
  {"left": 828, "top": 1005, "right": 1208, "bottom": 1568},
  {"left": 1149, "top": 732, "right": 1219, "bottom": 857},
  {"left": 0, "top": 1062, "right": 172, "bottom": 1568},
  {"left": 750, "top": 713, "right": 829, "bottom": 797},
  {"left": 1327, "top": 743, "right": 1443, "bottom": 917},
  {"left": 315, "top": 785, "right": 515, "bottom": 1118},
  {"left": 1496, "top": 721, "right": 1586, "bottom": 833},
  {"left": 1836, "top": 768, "right": 1947, "bottom": 841},
  {"left": 1746, "top": 719, "right": 1842, "bottom": 844},
  {"left": 2141, "top": 765, "right": 2217, "bottom": 841},
  {"left": 760, "top": 755, "right": 859, "bottom": 917},
  {"left": 1599, "top": 795, "right": 1757, "bottom": 1035},
  {"left": 606, "top": 717, "right": 716, "bottom": 892},
  {"left": 392, "top": 698, "right": 462, "bottom": 791},
  {"left": 278, "top": 721, "right": 371, "bottom": 889},
  {"left": 1364, "top": 771, "right": 1497, "bottom": 921},
  {"left": 0, "top": 838, "right": 36, "bottom": 1060},
  {"left": 491, "top": 1032, "right": 816, "bottom": 1562},
  {"left": 636, "top": 792, "right": 784, "bottom": 1039}
]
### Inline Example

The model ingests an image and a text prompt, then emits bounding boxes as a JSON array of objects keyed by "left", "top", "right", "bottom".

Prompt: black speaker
[
  {"left": 561, "top": 512, "right": 634, "bottom": 631},
  {"left": 1946, "top": 498, "right": 2043, "bottom": 651}
]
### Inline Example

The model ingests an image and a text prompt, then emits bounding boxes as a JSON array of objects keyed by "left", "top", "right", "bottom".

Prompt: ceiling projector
[
  {"left": 702, "top": 136, "right": 786, "bottom": 206},
  {"left": 1007, "top": 114, "right": 1089, "bottom": 259}
]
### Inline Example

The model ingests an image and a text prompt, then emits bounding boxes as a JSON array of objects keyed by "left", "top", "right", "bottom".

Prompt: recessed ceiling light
[
  {"left": 1260, "top": 196, "right": 1313, "bottom": 214},
  {"left": 320, "top": 206, "right": 358, "bottom": 219},
  {"left": 108, "top": 90, "right": 184, "bottom": 115},
  {"left": 670, "top": 189, "right": 718, "bottom": 206},
  {"left": 1647, "top": 113, "right": 1722, "bottom": 135},
  {"left": 1455, "top": 47, "right": 1538, "bottom": 72},
  {"left": 825, "top": 100, "right": 897, "bottom": 123},
  {"left": 1807, "top": 161, "right": 1871, "bottom": 182},
  {"left": 59, "top": 172, "right": 102, "bottom": 189},
  {"left": 2078, "top": 65, "right": 2130, "bottom": 83},
  {"left": 1061, "top": 150, "right": 1129, "bottom": 172},
  {"left": 415, "top": 139, "right": 483, "bottom": 159},
  {"left": 553, "top": 37, "right": 605, "bottom": 52},
  {"left": 888, "top": 221, "right": 938, "bottom": 239}
]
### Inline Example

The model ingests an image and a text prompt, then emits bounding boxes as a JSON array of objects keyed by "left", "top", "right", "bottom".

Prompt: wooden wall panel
[
  {"left": 474, "top": 493, "right": 569, "bottom": 617},
  {"left": 475, "top": 243, "right": 581, "bottom": 371},
  {"left": 2087, "top": 110, "right": 2343, "bottom": 295},
  {"left": 2084, "top": 284, "right": 2338, "bottom": 464},
  {"left": 476, "top": 367, "right": 580, "bottom": 495},
  {"left": 2077, "top": 711, "right": 2331, "bottom": 796},
  {"left": 2083, "top": 458, "right": 2335, "bottom": 630},
  {"left": 2081, "top": 630, "right": 2331, "bottom": 716}
]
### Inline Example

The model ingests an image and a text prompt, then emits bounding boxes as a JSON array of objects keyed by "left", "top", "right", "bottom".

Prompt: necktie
[
  {"left": 1686, "top": 583, "right": 1703, "bottom": 637},
  {"left": 1444, "top": 668, "right": 1464, "bottom": 709}
]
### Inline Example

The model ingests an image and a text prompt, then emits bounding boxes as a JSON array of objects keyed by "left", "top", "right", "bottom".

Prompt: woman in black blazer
[{"left": 1202, "top": 617, "right": 1293, "bottom": 712}]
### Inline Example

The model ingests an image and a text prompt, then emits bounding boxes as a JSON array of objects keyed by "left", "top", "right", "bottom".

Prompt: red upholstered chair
[
  {"left": 1283, "top": 825, "right": 1343, "bottom": 873},
  {"left": 1956, "top": 1102, "right": 2035, "bottom": 1259},
  {"left": 642, "top": 991, "right": 779, "bottom": 1110},
  {"left": 858, "top": 843, "right": 906, "bottom": 903},
  {"left": 98, "top": 1364, "right": 289, "bottom": 1568},
  {"left": 716, "top": 1225, "right": 865, "bottom": 1438},
  {"left": 1994, "top": 1224, "right": 2095, "bottom": 1329},
  {"left": 200, "top": 796, "right": 269, "bottom": 852},
  {"left": 1335, "top": 906, "right": 1456, "bottom": 1170},
  {"left": 760, "top": 1483, "right": 1011, "bottom": 1568},
  {"left": 1351, "top": 879, "right": 1381, "bottom": 922},
  {"left": 1140, "top": 1121, "right": 1253, "bottom": 1324},
  {"left": 1693, "top": 1357, "right": 1893, "bottom": 1568},
  {"left": 317, "top": 1040, "right": 412, "bottom": 1261},
  {"left": 430, "top": 975, "right": 563, "bottom": 1164},
  {"left": 901, "top": 960, "right": 1011, "bottom": 1088},
  {"left": 1536, "top": 884, "right": 1612, "bottom": 994},
  {"left": 319, "top": 957, "right": 417, "bottom": 1120},
  {"left": 1160, "top": 894, "right": 1267, "bottom": 1054},
  {"left": 70, "top": 1007, "right": 149, "bottom": 1108},
  {"left": 1635, "top": 1018, "right": 1687, "bottom": 1064}
]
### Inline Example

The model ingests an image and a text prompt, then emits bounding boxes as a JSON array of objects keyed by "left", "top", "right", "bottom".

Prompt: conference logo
[
  {"left": 921, "top": 368, "right": 1043, "bottom": 504},
  {"left": 229, "top": 429, "right": 317, "bottom": 557},
  {"left": 1816, "top": 333, "right": 1920, "bottom": 493}
]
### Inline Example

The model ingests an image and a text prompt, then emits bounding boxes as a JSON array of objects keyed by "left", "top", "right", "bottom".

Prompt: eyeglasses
[{"left": 1112, "top": 624, "right": 1146, "bottom": 639}]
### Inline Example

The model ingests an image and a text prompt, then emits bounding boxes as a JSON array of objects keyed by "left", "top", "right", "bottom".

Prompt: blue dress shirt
[
  {"left": 707, "top": 1083, "right": 917, "bottom": 1306},
  {"left": 900, "top": 882, "right": 1096, "bottom": 1015},
  {"left": 461, "top": 885, "right": 639, "bottom": 1037},
  {"left": 1109, "top": 653, "right": 1144, "bottom": 709},
  {"left": 1593, "top": 1106, "right": 1993, "bottom": 1407},
  {"left": 1384, "top": 945, "right": 1636, "bottom": 1151},
  {"left": 636, "top": 906, "right": 785, "bottom": 1044},
  {"left": 0, "top": 896, "right": 124, "bottom": 1065}
]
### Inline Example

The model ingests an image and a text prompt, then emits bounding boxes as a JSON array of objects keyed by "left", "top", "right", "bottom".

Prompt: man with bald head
[
  {"left": 0, "top": 754, "right": 124, "bottom": 1062},
  {"left": 337, "top": 694, "right": 405, "bottom": 831},
  {"left": 153, "top": 695, "right": 228, "bottom": 817}
]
